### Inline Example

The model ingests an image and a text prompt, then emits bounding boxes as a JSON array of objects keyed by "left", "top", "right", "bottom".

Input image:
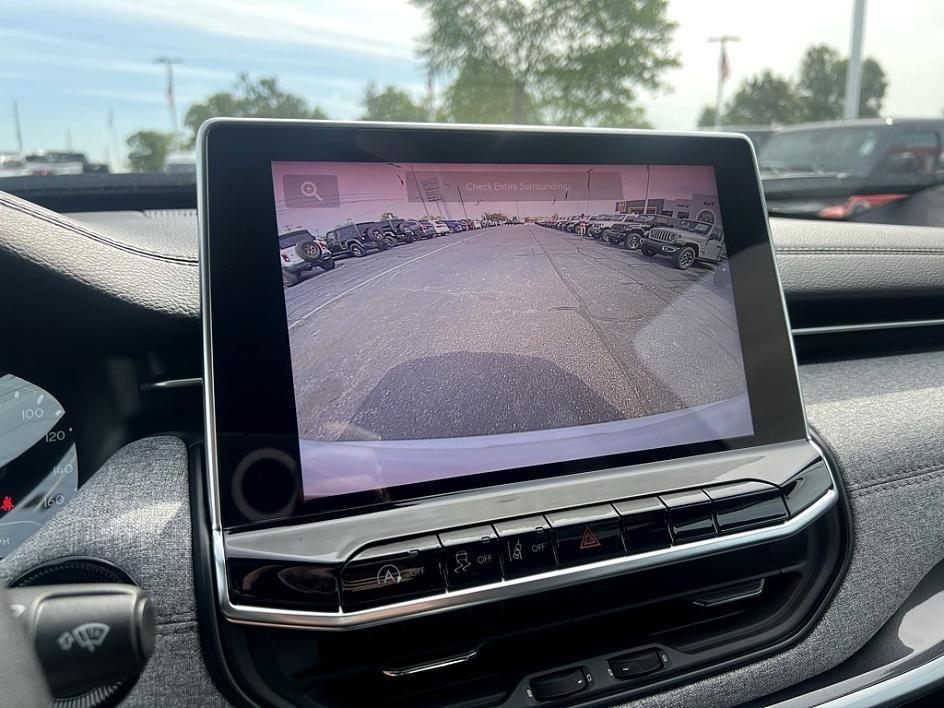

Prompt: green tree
[
  {"left": 795, "top": 45, "right": 844, "bottom": 122},
  {"left": 437, "top": 58, "right": 541, "bottom": 124},
  {"left": 724, "top": 70, "right": 801, "bottom": 125},
  {"left": 361, "top": 82, "right": 428, "bottom": 122},
  {"left": 795, "top": 44, "right": 887, "bottom": 121},
  {"left": 183, "top": 73, "right": 328, "bottom": 142},
  {"left": 412, "top": 0, "right": 677, "bottom": 127},
  {"left": 847, "top": 58, "right": 887, "bottom": 118},
  {"left": 126, "top": 130, "right": 173, "bottom": 172},
  {"left": 696, "top": 105, "right": 718, "bottom": 128}
]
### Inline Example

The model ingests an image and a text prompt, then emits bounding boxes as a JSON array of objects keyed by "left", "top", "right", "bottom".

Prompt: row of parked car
[
  {"left": 0, "top": 150, "right": 109, "bottom": 177},
  {"left": 537, "top": 213, "right": 726, "bottom": 271},
  {"left": 278, "top": 217, "right": 505, "bottom": 287}
]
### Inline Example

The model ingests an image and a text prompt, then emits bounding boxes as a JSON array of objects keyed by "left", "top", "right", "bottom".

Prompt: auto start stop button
[{"left": 340, "top": 536, "right": 443, "bottom": 610}]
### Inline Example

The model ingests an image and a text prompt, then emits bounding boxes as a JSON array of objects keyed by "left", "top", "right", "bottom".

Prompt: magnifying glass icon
[{"left": 300, "top": 180, "right": 323, "bottom": 201}]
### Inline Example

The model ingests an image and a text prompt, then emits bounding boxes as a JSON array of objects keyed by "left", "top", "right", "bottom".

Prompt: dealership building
[{"left": 615, "top": 194, "right": 720, "bottom": 224}]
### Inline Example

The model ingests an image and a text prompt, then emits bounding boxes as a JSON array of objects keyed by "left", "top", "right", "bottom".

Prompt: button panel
[
  {"left": 341, "top": 535, "right": 443, "bottom": 610},
  {"left": 546, "top": 505, "right": 624, "bottom": 567},
  {"left": 494, "top": 515, "right": 557, "bottom": 578},
  {"left": 660, "top": 489, "right": 718, "bottom": 542},
  {"left": 528, "top": 667, "right": 589, "bottom": 701},
  {"left": 608, "top": 649, "right": 663, "bottom": 680},
  {"left": 613, "top": 497, "right": 672, "bottom": 553},
  {"left": 236, "top": 477, "right": 809, "bottom": 613},
  {"left": 705, "top": 481, "right": 788, "bottom": 532},
  {"left": 439, "top": 525, "right": 502, "bottom": 590}
]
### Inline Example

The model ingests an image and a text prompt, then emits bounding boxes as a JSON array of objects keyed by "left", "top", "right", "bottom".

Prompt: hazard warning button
[{"left": 546, "top": 505, "right": 625, "bottom": 568}]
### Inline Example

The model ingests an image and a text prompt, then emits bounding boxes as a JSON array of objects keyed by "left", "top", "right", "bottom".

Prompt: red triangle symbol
[{"left": 579, "top": 526, "right": 601, "bottom": 550}]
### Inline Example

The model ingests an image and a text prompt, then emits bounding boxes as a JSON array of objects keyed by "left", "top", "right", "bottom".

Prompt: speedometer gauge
[{"left": 0, "top": 373, "right": 78, "bottom": 558}]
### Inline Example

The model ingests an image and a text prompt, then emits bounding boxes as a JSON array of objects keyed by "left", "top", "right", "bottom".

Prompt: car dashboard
[{"left": 0, "top": 184, "right": 943, "bottom": 707}]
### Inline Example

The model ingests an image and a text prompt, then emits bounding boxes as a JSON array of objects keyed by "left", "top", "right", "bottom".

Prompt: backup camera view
[{"left": 272, "top": 161, "right": 753, "bottom": 500}]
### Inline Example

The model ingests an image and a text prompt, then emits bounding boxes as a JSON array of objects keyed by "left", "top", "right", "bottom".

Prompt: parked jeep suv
[
  {"left": 586, "top": 213, "right": 634, "bottom": 239},
  {"left": 609, "top": 214, "right": 680, "bottom": 250},
  {"left": 640, "top": 219, "right": 725, "bottom": 270},
  {"left": 378, "top": 218, "right": 418, "bottom": 244},
  {"left": 278, "top": 229, "right": 335, "bottom": 287},
  {"left": 324, "top": 222, "right": 389, "bottom": 257}
]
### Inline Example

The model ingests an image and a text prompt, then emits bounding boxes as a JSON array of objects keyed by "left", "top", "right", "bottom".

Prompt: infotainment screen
[
  {"left": 270, "top": 160, "right": 752, "bottom": 502},
  {"left": 201, "top": 121, "right": 807, "bottom": 526}
]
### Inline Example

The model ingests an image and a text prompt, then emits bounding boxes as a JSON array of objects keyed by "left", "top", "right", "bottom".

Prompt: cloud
[
  {"left": 78, "top": 0, "right": 426, "bottom": 59},
  {"left": 62, "top": 87, "right": 203, "bottom": 105},
  {"left": 0, "top": 27, "right": 105, "bottom": 50},
  {"left": 0, "top": 39, "right": 233, "bottom": 83}
]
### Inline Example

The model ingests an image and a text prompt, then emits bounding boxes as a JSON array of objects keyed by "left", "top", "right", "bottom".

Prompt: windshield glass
[
  {"left": 759, "top": 127, "right": 880, "bottom": 174},
  {"left": 2, "top": 1, "right": 942, "bottom": 224},
  {"left": 679, "top": 220, "right": 711, "bottom": 234}
]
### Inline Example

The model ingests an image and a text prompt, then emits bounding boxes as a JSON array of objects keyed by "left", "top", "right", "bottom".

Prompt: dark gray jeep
[{"left": 640, "top": 219, "right": 726, "bottom": 270}]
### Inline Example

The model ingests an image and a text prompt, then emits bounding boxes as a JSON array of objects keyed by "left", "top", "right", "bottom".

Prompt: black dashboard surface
[{"left": 4, "top": 194, "right": 943, "bottom": 347}]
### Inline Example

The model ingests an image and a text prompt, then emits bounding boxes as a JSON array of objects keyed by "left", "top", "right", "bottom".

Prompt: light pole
[
  {"left": 708, "top": 36, "right": 740, "bottom": 129},
  {"left": 586, "top": 168, "right": 594, "bottom": 214},
  {"left": 409, "top": 166, "right": 429, "bottom": 218},
  {"left": 154, "top": 57, "right": 182, "bottom": 136},
  {"left": 643, "top": 165, "right": 651, "bottom": 215},
  {"left": 12, "top": 101, "right": 23, "bottom": 154},
  {"left": 388, "top": 162, "right": 432, "bottom": 219},
  {"left": 843, "top": 0, "right": 867, "bottom": 119},
  {"left": 443, "top": 180, "right": 469, "bottom": 220}
]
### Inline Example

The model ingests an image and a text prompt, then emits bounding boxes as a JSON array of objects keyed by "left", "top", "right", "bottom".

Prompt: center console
[{"left": 196, "top": 120, "right": 849, "bottom": 707}]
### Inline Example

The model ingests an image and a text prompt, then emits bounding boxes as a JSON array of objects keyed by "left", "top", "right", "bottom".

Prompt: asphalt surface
[{"left": 284, "top": 225, "right": 748, "bottom": 442}]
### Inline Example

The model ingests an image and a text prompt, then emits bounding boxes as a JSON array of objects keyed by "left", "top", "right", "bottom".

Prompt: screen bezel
[{"left": 199, "top": 119, "right": 807, "bottom": 529}]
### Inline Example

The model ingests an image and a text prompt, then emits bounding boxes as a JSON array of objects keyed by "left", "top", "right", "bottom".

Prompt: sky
[{"left": 1, "top": 0, "right": 942, "bottom": 168}]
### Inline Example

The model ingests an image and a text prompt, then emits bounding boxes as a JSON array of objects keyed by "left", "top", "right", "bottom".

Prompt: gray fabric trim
[
  {"left": 615, "top": 351, "right": 944, "bottom": 707},
  {"left": 0, "top": 437, "right": 228, "bottom": 707}
]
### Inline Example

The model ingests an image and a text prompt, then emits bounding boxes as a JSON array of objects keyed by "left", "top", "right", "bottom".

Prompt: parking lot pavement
[{"left": 285, "top": 225, "right": 748, "bottom": 442}]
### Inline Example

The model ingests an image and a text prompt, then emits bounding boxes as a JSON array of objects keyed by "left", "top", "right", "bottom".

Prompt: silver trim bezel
[
  {"left": 197, "top": 119, "right": 828, "bottom": 632},
  {"left": 771, "top": 651, "right": 944, "bottom": 708},
  {"left": 792, "top": 317, "right": 944, "bottom": 336},
  {"left": 221, "top": 487, "right": 836, "bottom": 631},
  {"left": 381, "top": 648, "right": 480, "bottom": 678},
  {"left": 140, "top": 376, "right": 203, "bottom": 391}
]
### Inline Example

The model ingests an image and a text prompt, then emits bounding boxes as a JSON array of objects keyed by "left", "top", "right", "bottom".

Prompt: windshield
[
  {"left": 759, "top": 127, "right": 880, "bottom": 174},
  {"left": 679, "top": 220, "right": 711, "bottom": 234},
  {"left": 2, "top": 1, "right": 942, "bottom": 224}
]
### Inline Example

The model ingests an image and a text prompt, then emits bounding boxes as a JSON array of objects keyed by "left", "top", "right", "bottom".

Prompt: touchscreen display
[{"left": 271, "top": 161, "right": 753, "bottom": 501}]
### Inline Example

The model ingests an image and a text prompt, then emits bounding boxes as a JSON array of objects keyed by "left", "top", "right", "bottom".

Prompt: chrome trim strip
[
  {"left": 780, "top": 652, "right": 944, "bottom": 708},
  {"left": 381, "top": 648, "right": 480, "bottom": 678},
  {"left": 792, "top": 318, "right": 944, "bottom": 336},
  {"left": 197, "top": 120, "right": 827, "bottom": 633},
  {"left": 690, "top": 578, "right": 766, "bottom": 607},
  {"left": 140, "top": 377, "right": 203, "bottom": 391},
  {"left": 220, "top": 487, "right": 836, "bottom": 631},
  {"left": 197, "top": 120, "right": 231, "bottom": 641}
]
